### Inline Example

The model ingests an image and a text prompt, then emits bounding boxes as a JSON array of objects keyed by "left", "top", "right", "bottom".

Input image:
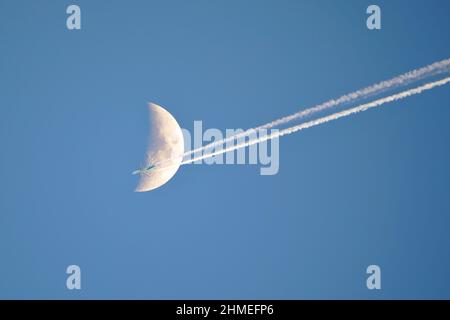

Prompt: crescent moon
[{"left": 134, "top": 103, "right": 184, "bottom": 192}]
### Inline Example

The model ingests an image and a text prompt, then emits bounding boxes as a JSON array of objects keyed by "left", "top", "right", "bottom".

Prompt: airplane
[{"left": 132, "top": 163, "right": 156, "bottom": 175}]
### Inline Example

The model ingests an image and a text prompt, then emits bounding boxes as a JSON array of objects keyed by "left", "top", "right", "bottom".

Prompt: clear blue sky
[{"left": 1, "top": 0, "right": 450, "bottom": 299}]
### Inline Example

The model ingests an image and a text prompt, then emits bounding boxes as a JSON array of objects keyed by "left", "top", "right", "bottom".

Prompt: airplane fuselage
[{"left": 132, "top": 164, "right": 156, "bottom": 175}]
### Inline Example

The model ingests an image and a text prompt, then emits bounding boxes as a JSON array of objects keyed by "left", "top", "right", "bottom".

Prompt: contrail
[
  {"left": 179, "top": 58, "right": 450, "bottom": 160},
  {"left": 180, "top": 76, "right": 450, "bottom": 165}
]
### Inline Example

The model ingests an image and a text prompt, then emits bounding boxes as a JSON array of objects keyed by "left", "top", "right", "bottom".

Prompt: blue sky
[{"left": 0, "top": 0, "right": 450, "bottom": 299}]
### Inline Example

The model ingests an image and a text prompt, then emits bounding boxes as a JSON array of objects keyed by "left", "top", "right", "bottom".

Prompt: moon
[{"left": 135, "top": 103, "right": 184, "bottom": 192}]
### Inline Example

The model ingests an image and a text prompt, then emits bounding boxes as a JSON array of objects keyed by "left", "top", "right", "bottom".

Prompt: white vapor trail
[
  {"left": 180, "top": 58, "right": 450, "bottom": 159},
  {"left": 180, "top": 77, "right": 450, "bottom": 165}
]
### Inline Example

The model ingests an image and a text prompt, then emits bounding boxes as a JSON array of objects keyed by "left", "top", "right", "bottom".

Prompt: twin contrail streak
[
  {"left": 180, "top": 76, "right": 450, "bottom": 165},
  {"left": 180, "top": 58, "right": 450, "bottom": 160}
]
